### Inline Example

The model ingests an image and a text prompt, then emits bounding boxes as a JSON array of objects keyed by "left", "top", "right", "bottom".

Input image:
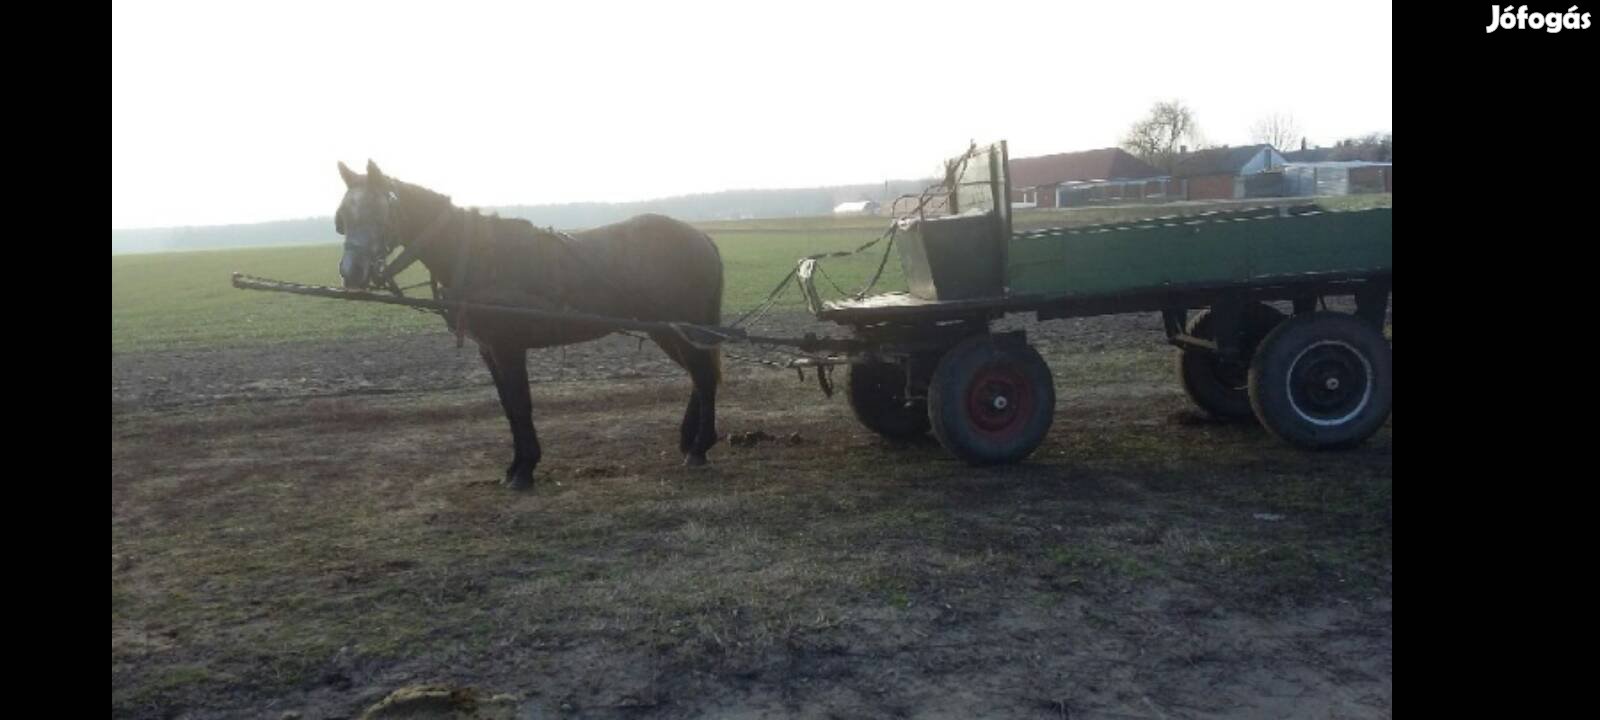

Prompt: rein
[
  {"left": 367, "top": 194, "right": 652, "bottom": 349},
  {"left": 376, "top": 206, "right": 456, "bottom": 292}
]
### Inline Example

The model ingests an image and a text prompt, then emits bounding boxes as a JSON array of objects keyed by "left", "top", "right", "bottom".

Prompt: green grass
[
  {"left": 112, "top": 195, "right": 1391, "bottom": 353},
  {"left": 111, "top": 226, "right": 901, "bottom": 353}
]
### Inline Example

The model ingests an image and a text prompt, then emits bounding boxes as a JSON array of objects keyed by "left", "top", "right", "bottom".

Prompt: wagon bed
[{"left": 812, "top": 143, "right": 1391, "bottom": 328}]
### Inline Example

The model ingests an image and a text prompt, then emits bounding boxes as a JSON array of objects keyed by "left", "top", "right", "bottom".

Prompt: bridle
[
  {"left": 347, "top": 188, "right": 457, "bottom": 297},
  {"left": 350, "top": 189, "right": 478, "bottom": 346},
  {"left": 374, "top": 203, "right": 456, "bottom": 295}
]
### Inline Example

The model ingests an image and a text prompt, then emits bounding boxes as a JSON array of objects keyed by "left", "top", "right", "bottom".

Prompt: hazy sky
[{"left": 112, "top": 0, "right": 1391, "bottom": 229}]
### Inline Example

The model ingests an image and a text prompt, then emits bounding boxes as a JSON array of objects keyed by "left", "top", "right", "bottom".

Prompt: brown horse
[{"left": 334, "top": 160, "right": 724, "bottom": 489}]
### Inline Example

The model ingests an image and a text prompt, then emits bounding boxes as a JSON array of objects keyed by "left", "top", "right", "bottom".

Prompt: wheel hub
[
  {"left": 1287, "top": 340, "right": 1373, "bottom": 426},
  {"left": 967, "top": 365, "right": 1032, "bottom": 436}
]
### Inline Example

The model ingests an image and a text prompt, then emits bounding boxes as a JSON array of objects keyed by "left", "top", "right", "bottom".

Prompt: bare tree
[
  {"left": 1121, "top": 100, "right": 1201, "bottom": 173},
  {"left": 1249, "top": 112, "right": 1301, "bottom": 151},
  {"left": 1331, "top": 132, "right": 1392, "bottom": 162}
]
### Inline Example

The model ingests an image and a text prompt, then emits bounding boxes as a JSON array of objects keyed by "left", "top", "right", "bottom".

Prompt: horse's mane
[
  {"left": 388, "top": 178, "right": 455, "bottom": 219},
  {"left": 384, "top": 175, "right": 564, "bottom": 301},
  {"left": 389, "top": 177, "right": 540, "bottom": 248}
]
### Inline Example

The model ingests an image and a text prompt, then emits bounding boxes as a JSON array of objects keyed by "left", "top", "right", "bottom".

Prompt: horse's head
[{"left": 334, "top": 160, "right": 401, "bottom": 289}]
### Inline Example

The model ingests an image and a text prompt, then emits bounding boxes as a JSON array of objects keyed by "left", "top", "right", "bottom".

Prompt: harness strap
[{"left": 377, "top": 207, "right": 455, "bottom": 289}]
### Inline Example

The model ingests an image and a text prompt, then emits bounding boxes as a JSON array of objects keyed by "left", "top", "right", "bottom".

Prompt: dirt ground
[{"left": 112, "top": 308, "right": 1392, "bottom": 719}]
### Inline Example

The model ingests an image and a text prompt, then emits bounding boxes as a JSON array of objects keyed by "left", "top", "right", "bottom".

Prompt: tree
[
  {"left": 1331, "top": 132, "right": 1393, "bottom": 162},
  {"left": 1249, "top": 112, "right": 1301, "bottom": 151},
  {"left": 1121, "top": 100, "right": 1202, "bottom": 174}
]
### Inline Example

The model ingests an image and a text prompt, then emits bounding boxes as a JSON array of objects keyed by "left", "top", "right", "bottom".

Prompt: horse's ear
[
  {"left": 338, "top": 161, "right": 360, "bottom": 188},
  {"left": 366, "top": 160, "right": 389, "bottom": 190}
]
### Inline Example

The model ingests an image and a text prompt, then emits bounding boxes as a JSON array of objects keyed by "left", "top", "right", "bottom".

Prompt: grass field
[
  {"left": 111, "top": 228, "right": 899, "bottom": 353},
  {"left": 111, "top": 195, "right": 1390, "bottom": 353}
]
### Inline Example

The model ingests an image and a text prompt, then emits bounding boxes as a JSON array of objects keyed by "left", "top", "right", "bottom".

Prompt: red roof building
[{"left": 1008, "top": 148, "right": 1164, "bottom": 208}]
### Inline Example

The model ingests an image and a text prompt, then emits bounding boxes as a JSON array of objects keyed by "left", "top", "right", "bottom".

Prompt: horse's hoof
[
  {"left": 505, "top": 474, "right": 535, "bottom": 491},
  {"left": 683, "top": 453, "right": 708, "bottom": 467}
]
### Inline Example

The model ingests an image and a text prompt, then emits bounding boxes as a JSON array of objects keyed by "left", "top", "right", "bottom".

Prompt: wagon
[
  {"left": 794, "top": 141, "right": 1392, "bottom": 464},
  {"left": 234, "top": 140, "right": 1392, "bottom": 465}
]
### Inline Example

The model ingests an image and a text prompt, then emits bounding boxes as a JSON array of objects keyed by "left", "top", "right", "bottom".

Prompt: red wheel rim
[{"left": 965, "top": 363, "right": 1033, "bottom": 439}]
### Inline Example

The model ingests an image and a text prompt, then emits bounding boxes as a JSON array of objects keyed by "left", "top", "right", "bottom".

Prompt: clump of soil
[
  {"left": 727, "top": 430, "right": 776, "bottom": 447},
  {"left": 360, "top": 685, "right": 518, "bottom": 720},
  {"left": 727, "top": 430, "right": 806, "bottom": 447}
]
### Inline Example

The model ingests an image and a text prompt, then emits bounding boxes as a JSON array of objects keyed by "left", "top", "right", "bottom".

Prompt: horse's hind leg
[
  {"left": 682, "top": 346, "right": 720, "bottom": 466},
  {"left": 485, "top": 343, "right": 539, "bottom": 490},
  {"left": 678, "top": 391, "right": 702, "bottom": 456},
  {"left": 479, "top": 346, "right": 520, "bottom": 485},
  {"left": 651, "top": 334, "right": 719, "bottom": 466}
]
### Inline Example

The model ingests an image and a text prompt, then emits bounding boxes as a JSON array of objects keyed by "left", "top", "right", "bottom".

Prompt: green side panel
[
  {"left": 899, "top": 214, "right": 1005, "bottom": 301},
  {"left": 1006, "top": 208, "right": 1392, "bottom": 296}
]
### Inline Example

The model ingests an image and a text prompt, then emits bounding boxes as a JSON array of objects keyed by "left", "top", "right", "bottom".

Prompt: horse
[{"left": 333, "top": 160, "right": 724, "bottom": 490}]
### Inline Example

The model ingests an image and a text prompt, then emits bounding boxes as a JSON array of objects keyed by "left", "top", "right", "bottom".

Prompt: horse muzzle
[{"left": 339, "top": 248, "right": 375, "bottom": 289}]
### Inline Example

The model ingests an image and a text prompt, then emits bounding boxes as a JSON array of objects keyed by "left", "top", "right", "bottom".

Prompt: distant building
[
  {"left": 1172, "top": 144, "right": 1289, "bottom": 200},
  {"left": 1284, "top": 161, "right": 1393, "bottom": 197},
  {"left": 1008, "top": 148, "right": 1168, "bottom": 208},
  {"left": 1282, "top": 147, "right": 1337, "bottom": 163},
  {"left": 1285, "top": 137, "right": 1392, "bottom": 164},
  {"left": 832, "top": 200, "right": 880, "bottom": 215}
]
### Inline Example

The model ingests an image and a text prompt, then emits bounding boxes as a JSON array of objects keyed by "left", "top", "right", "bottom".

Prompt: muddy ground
[{"left": 112, "top": 307, "right": 1392, "bottom": 719}]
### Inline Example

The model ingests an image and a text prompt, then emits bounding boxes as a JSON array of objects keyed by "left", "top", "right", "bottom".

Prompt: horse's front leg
[{"left": 484, "top": 344, "right": 540, "bottom": 490}]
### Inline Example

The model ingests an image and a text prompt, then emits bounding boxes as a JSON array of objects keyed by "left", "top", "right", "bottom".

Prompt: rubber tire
[
  {"left": 1248, "top": 312, "right": 1392, "bottom": 450},
  {"left": 927, "top": 335, "right": 1056, "bottom": 465},
  {"left": 1177, "top": 303, "right": 1288, "bottom": 420},
  {"left": 846, "top": 361, "right": 930, "bottom": 440}
]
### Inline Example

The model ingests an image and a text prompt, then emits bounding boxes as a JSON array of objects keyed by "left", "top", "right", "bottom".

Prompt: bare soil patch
[{"left": 113, "top": 309, "right": 1391, "bottom": 719}]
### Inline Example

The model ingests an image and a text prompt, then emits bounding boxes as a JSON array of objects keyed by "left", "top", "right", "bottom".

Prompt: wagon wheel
[
  {"left": 1177, "top": 303, "right": 1287, "bottom": 420},
  {"left": 1248, "top": 312, "right": 1392, "bottom": 450},
  {"left": 846, "top": 361, "right": 930, "bottom": 440},
  {"left": 927, "top": 335, "right": 1056, "bottom": 465}
]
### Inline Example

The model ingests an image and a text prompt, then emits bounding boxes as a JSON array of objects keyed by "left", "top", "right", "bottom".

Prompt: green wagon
[{"left": 805, "top": 141, "right": 1392, "bottom": 464}]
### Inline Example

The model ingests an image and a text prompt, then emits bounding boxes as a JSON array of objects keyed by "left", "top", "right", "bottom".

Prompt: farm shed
[
  {"left": 832, "top": 200, "right": 881, "bottom": 215},
  {"left": 1284, "top": 161, "right": 1393, "bottom": 197},
  {"left": 1008, "top": 148, "right": 1165, "bottom": 208},
  {"left": 1172, "top": 145, "right": 1288, "bottom": 200},
  {"left": 1055, "top": 177, "right": 1179, "bottom": 207}
]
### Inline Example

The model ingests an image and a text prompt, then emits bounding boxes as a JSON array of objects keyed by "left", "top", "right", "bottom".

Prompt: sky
[{"left": 112, "top": 0, "right": 1392, "bottom": 229}]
